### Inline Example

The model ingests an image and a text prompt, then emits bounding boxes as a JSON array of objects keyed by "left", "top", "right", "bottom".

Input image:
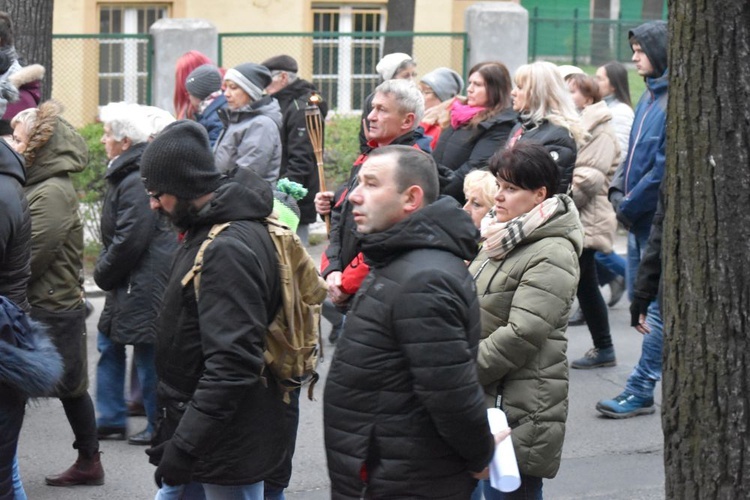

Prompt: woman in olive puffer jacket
[{"left": 469, "top": 144, "right": 583, "bottom": 499}]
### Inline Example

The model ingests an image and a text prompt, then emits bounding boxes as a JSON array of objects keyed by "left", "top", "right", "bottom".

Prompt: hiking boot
[
  {"left": 568, "top": 307, "right": 585, "bottom": 326},
  {"left": 45, "top": 451, "right": 105, "bottom": 486},
  {"left": 596, "top": 392, "right": 655, "bottom": 419},
  {"left": 571, "top": 346, "right": 616, "bottom": 369},
  {"left": 607, "top": 276, "right": 626, "bottom": 307}
]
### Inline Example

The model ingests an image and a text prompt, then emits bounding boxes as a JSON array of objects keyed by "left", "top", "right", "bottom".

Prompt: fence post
[
  {"left": 572, "top": 8, "right": 579, "bottom": 66},
  {"left": 616, "top": 10, "right": 623, "bottom": 61},
  {"left": 531, "top": 6, "right": 538, "bottom": 61},
  {"left": 465, "top": 2, "right": 528, "bottom": 76},
  {"left": 149, "top": 18, "right": 218, "bottom": 114}
]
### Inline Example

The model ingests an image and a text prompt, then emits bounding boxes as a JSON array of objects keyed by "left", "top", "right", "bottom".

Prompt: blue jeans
[
  {"left": 96, "top": 332, "right": 157, "bottom": 431},
  {"left": 624, "top": 300, "right": 663, "bottom": 399},
  {"left": 594, "top": 251, "right": 626, "bottom": 286},
  {"left": 471, "top": 475, "right": 543, "bottom": 500},
  {"left": 155, "top": 480, "right": 264, "bottom": 500},
  {"left": 12, "top": 454, "right": 27, "bottom": 500},
  {"left": 626, "top": 226, "right": 651, "bottom": 302}
]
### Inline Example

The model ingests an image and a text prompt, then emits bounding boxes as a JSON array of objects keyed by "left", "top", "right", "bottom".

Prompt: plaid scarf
[{"left": 481, "top": 197, "right": 560, "bottom": 260}]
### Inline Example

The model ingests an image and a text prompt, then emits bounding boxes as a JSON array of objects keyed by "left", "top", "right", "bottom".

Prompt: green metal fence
[
  {"left": 51, "top": 34, "right": 153, "bottom": 127},
  {"left": 529, "top": 8, "right": 664, "bottom": 65},
  {"left": 218, "top": 31, "right": 468, "bottom": 113}
]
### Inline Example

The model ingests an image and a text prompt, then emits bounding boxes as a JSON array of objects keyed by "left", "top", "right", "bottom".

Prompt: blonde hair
[
  {"left": 463, "top": 170, "right": 496, "bottom": 210},
  {"left": 514, "top": 61, "right": 588, "bottom": 145}
]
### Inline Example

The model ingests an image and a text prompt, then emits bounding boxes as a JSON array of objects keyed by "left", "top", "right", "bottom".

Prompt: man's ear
[
  {"left": 403, "top": 184, "right": 425, "bottom": 214},
  {"left": 401, "top": 112, "right": 416, "bottom": 132}
]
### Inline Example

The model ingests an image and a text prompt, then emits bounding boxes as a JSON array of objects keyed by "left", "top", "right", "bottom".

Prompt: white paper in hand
[{"left": 487, "top": 408, "right": 521, "bottom": 492}]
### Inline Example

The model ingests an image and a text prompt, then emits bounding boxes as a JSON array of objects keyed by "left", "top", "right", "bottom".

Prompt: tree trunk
[
  {"left": 642, "top": 0, "right": 664, "bottom": 19},
  {"left": 662, "top": 0, "right": 750, "bottom": 498},
  {"left": 383, "top": 0, "right": 415, "bottom": 56},
  {"left": 0, "top": 0, "right": 53, "bottom": 99}
]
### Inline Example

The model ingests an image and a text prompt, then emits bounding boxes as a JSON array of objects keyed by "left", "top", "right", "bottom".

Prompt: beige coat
[{"left": 570, "top": 101, "right": 619, "bottom": 252}]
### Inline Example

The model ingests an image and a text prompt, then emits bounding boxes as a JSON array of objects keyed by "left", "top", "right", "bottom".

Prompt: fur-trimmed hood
[
  {"left": 0, "top": 296, "right": 63, "bottom": 397},
  {"left": 8, "top": 64, "right": 45, "bottom": 89}
]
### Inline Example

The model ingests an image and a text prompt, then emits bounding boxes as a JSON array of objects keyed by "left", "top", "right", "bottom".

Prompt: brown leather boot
[{"left": 45, "top": 451, "right": 105, "bottom": 486}]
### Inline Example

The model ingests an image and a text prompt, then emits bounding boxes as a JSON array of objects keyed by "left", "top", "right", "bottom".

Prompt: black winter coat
[
  {"left": 0, "top": 140, "right": 31, "bottom": 312},
  {"left": 435, "top": 107, "right": 517, "bottom": 203},
  {"left": 509, "top": 119, "right": 577, "bottom": 194},
  {"left": 95, "top": 143, "right": 177, "bottom": 344},
  {"left": 152, "top": 170, "right": 286, "bottom": 485},
  {"left": 324, "top": 197, "right": 494, "bottom": 499},
  {"left": 634, "top": 184, "right": 664, "bottom": 304},
  {"left": 272, "top": 79, "right": 328, "bottom": 224}
]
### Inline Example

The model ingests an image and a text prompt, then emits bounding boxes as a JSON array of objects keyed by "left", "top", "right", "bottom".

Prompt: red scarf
[{"left": 450, "top": 100, "right": 486, "bottom": 129}]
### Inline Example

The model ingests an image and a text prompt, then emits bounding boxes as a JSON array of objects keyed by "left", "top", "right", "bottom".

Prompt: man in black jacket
[
  {"left": 0, "top": 137, "right": 32, "bottom": 498},
  {"left": 323, "top": 145, "right": 495, "bottom": 499},
  {"left": 140, "top": 121, "right": 286, "bottom": 498},
  {"left": 262, "top": 54, "right": 328, "bottom": 245}
]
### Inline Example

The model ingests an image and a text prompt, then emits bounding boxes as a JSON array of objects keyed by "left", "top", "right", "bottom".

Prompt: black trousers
[{"left": 577, "top": 249, "right": 613, "bottom": 350}]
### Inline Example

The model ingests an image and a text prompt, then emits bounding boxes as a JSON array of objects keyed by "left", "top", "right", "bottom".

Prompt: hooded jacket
[
  {"left": 324, "top": 197, "right": 494, "bottom": 499},
  {"left": 195, "top": 93, "right": 227, "bottom": 148},
  {"left": 435, "top": 107, "right": 518, "bottom": 204},
  {"left": 95, "top": 142, "right": 177, "bottom": 344},
  {"left": 469, "top": 195, "right": 583, "bottom": 479},
  {"left": 609, "top": 21, "right": 669, "bottom": 232},
  {"left": 24, "top": 113, "right": 87, "bottom": 311},
  {"left": 271, "top": 78, "right": 328, "bottom": 224},
  {"left": 0, "top": 139, "right": 31, "bottom": 312},
  {"left": 570, "top": 101, "right": 619, "bottom": 253},
  {"left": 152, "top": 170, "right": 286, "bottom": 485},
  {"left": 214, "top": 96, "right": 283, "bottom": 185}
]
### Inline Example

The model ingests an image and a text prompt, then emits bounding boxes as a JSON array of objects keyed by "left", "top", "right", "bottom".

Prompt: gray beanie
[
  {"left": 140, "top": 120, "right": 223, "bottom": 199},
  {"left": 420, "top": 67, "right": 464, "bottom": 102},
  {"left": 185, "top": 64, "right": 222, "bottom": 101},
  {"left": 224, "top": 63, "right": 272, "bottom": 101}
]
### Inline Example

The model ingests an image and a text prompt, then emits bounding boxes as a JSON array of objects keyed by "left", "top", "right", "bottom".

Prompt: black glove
[
  {"left": 630, "top": 296, "right": 652, "bottom": 327},
  {"left": 152, "top": 441, "right": 195, "bottom": 488},
  {"left": 145, "top": 441, "right": 167, "bottom": 467}
]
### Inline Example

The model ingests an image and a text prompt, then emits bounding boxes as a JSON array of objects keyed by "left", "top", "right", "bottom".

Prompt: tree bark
[
  {"left": 383, "top": 0, "right": 415, "bottom": 56},
  {"left": 590, "top": 0, "right": 612, "bottom": 66},
  {"left": 0, "top": 0, "right": 53, "bottom": 99},
  {"left": 663, "top": 0, "right": 750, "bottom": 498}
]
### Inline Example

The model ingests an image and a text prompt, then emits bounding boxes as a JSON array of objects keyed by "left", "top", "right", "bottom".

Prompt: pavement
[{"left": 18, "top": 226, "right": 665, "bottom": 499}]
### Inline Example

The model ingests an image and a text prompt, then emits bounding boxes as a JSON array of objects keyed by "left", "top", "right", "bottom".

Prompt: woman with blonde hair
[
  {"left": 507, "top": 61, "right": 586, "bottom": 194},
  {"left": 462, "top": 169, "right": 496, "bottom": 229}
]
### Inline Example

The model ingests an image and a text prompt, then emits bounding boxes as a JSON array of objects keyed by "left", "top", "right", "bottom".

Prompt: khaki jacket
[{"left": 571, "top": 101, "right": 619, "bottom": 252}]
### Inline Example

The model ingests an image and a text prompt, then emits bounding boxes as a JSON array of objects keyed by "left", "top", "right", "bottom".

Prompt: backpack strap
[{"left": 181, "top": 222, "right": 232, "bottom": 300}]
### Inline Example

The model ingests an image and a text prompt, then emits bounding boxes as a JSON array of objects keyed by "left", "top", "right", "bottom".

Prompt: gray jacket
[{"left": 214, "top": 96, "right": 282, "bottom": 185}]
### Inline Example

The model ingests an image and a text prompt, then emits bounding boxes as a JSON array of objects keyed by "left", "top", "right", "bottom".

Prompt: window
[
  {"left": 99, "top": 4, "right": 168, "bottom": 105},
  {"left": 312, "top": 5, "right": 385, "bottom": 113}
]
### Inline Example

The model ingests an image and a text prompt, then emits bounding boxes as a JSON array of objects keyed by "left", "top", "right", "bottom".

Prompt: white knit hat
[{"left": 376, "top": 53, "right": 413, "bottom": 80}]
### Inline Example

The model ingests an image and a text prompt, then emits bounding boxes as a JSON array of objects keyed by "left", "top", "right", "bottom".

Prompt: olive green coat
[
  {"left": 24, "top": 117, "right": 87, "bottom": 311},
  {"left": 468, "top": 194, "right": 583, "bottom": 479}
]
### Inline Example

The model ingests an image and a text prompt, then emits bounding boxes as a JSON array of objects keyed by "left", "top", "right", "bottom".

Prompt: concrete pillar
[
  {"left": 150, "top": 18, "right": 218, "bottom": 114},
  {"left": 465, "top": 2, "right": 528, "bottom": 77}
]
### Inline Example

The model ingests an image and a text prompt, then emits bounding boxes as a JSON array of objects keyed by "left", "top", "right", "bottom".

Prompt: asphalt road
[{"left": 16, "top": 239, "right": 665, "bottom": 500}]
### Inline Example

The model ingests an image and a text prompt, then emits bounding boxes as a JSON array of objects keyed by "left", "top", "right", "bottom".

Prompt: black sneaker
[{"left": 97, "top": 426, "right": 126, "bottom": 441}]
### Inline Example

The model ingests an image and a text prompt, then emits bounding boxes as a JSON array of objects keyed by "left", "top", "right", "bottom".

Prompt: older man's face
[
  {"left": 365, "top": 92, "right": 414, "bottom": 147},
  {"left": 101, "top": 124, "right": 128, "bottom": 161}
]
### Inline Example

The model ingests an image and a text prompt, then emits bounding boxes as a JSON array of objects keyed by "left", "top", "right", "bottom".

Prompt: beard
[{"left": 161, "top": 198, "right": 200, "bottom": 233}]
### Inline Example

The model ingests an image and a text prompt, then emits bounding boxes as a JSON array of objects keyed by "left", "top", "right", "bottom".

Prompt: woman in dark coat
[
  {"left": 434, "top": 61, "right": 517, "bottom": 204},
  {"left": 94, "top": 103, "right": 177, "bottom": 446}
]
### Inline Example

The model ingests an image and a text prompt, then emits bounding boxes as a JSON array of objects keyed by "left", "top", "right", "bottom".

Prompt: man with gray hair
[
  {"left": 314, "top": 79, "right": 424, "bottom": 339},
  {"left": 262, "top": 54, "right": 328, "bottom": 245}
]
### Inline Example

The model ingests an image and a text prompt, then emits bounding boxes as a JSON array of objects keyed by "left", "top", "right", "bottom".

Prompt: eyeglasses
[{"left": 146, "top": 190, "right": 164, "bottom": 202}]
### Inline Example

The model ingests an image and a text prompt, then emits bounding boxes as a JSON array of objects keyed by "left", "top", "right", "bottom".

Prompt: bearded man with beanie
[
  {"left": 142, "top": 120, "right": 286, "bottom": 499},
  {"left": 185, "top": 64, "right": 226, "bottom": 148},
  {"left": 214, "top": 62, "right": 283, "bottom": 185},
  {"left": 598, "top": 20, "right": 669, "bottom": 419},
  {"left": 262, "top": 54, "right": 328, "bottom": 245}
]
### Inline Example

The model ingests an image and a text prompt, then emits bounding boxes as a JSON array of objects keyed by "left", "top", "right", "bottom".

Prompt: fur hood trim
[
  {"left": 9, "top": 64, "right": 45, "bottom": 88},
  {"left": 22, "top": 99, "right": 61, "bottom": 165}
]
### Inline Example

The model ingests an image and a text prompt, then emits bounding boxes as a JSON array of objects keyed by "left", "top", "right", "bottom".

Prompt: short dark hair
[
  {"left": 0, "top": 12, "right": 13, "bottom": 48},
  {"left": 567, "top": 73, "right": 601, "bottom": 104},
  {"left": 370, "top": 145, "right": 439, "bottom": 205},
  {"left": 601, "top": 61, "right": 631, "bottom": 107},
  {"left": 489, "top": 143, "right": 559, "bottom": 199}
]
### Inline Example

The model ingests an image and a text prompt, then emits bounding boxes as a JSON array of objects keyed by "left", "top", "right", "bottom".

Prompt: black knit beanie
[
  {"left": 185, "top": 64, "right": 222, "bottom": 101},
  {"left": 140, "top": 120, "right": 222, "bottom": 199}
]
